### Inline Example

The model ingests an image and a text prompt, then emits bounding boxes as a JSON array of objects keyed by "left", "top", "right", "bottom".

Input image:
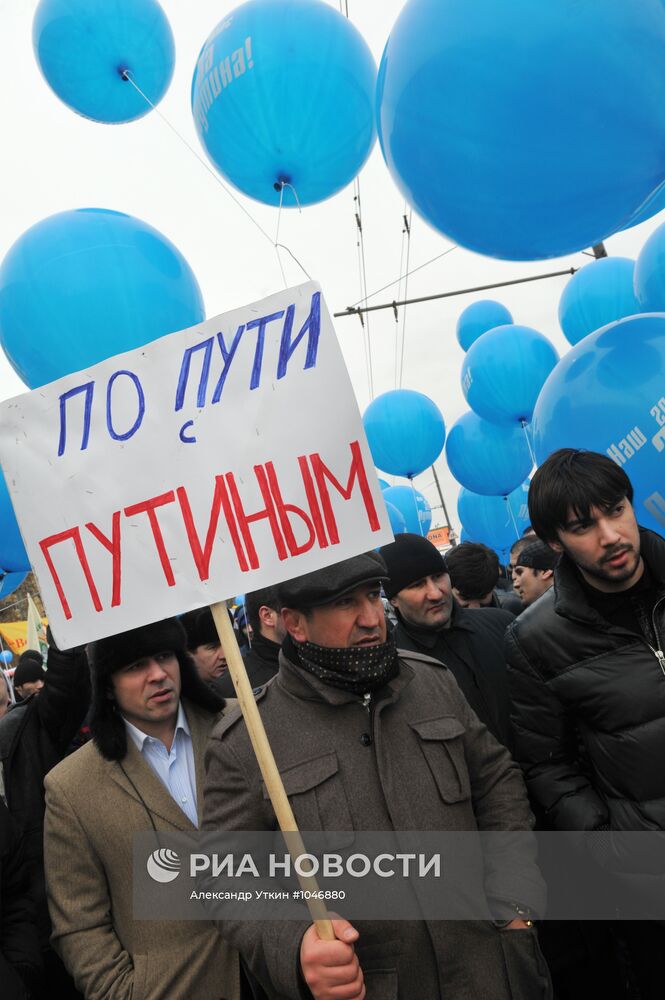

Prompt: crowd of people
[{"left": 0, "top": 446, "right": 663, "bottom": 999}]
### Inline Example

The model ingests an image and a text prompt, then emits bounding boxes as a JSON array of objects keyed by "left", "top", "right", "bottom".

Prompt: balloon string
[
  {"left": 398, "top": 208, "right": 413, "bottom": 389},
  {"left": 121, "top": 71, "right": 312, "bottom": 284},
  {"left": 504, "top": 495, "right": 520, "bottom": 539},
  {"left": 409, "top": 477, "right": 425, "bottom": 536},
  {"left": 274, "top": 186, "right": 289, "bottom": 290},
  {"left": 521, "top": 419, "right": 537, "bottom": 467}
]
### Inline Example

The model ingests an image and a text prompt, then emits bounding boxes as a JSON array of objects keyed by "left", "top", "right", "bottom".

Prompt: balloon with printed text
[
  {"left": 634, "top": 221, "right": 665, "bottom": 314},
  {"left": 532, "top": 313, "right": 665, "bottom": 537},
  {"left": 377, "top": 0, "right": 665, "bottom": 259},
  {"left": 446, "top": 411, "right": 533, "bottom": 496},
  {"left": 382, "top": 485, "right": 432, "bottom": 536},
  {"left": 363, "top": 389, "right": 445, "bottom": 478},
  {"left": 33, "top": 0, "right": 175, "bottom": 123},
  {"left": 462, "top": 325, "right": 559, "bottom": 425},
  {"left": 456, "top": 300, "right": 513, "bottom": 352},
  {"left": 559, "top": 258, "right": 640, "bottom": 346},
  {"left": 458, "top": 481, "right": 530, "bottom": 552},
  {"left": 191, "top": 0, "right": 377, "bottom": 207},
  {"left": 0, "top": 208, "right": 205, "bottom": 388},
  {"left": 385, "top": 501, "right": 407, "bottom": 536}
]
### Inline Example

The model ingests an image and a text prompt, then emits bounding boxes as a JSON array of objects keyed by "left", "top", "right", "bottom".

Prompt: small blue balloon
[
  {"left": 33, "top": 0, "right": 175, "bottom": 124},
  {"left": 235, "top": 595, "right": 246, "bottom": 605},
  {"left": 462, "top": 324, "right": 559, "bottom": 425},
  {"left": 377, "top": 0, "right": 665, "bottom": 260},
  {"left": 634, "top": 221, "right": 665, "bottom": 313},
  {"left": 620, "top": 181, "right": 665, "bottom": 232},
  {"left": 363, "top": 390, "right": 445, "bottom": 478},
  {"left": 559, "top": 258, "right": 640, "bottom": 346},
  {"left": 446, "top": 411, "right": 533, "bottom": 496},
  {"left": 0, "top": 649, "right": 13, "bottom": 663},
  {"left": 0, "top": 575, "right": 26, "bottom": 602},
  {"left": 458, "top": 482, "right": 530, "bottom": 551},
  {"left": 532, "top": 313, "right": 665, "bottom": 537},
  {"left": 0, "top": 208, "right": 205, "bottom": 388},
  {"left": 382, "top": 485, "right": 432, "bottom": 536},
  {"left": 377, "top": 477, "right": 391, "bottom": 491},
  {"left": 192, "top": 0, "right": 376, "bottom": 207},
  {"left": 0, "top": 472, "right": 30, "bottom": 573},
  {"left": 456, "top": 300, "right": 513, "bottom": 352},
  {"left": 384, "top": 501, "right": 407, "bottom": 536}
]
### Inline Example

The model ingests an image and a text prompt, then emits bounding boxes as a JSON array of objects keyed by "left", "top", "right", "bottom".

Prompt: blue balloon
[
  {"left": 0, "top": 649, "right": 13, "bottom": 664},
  {"left": 234, "top": 595, "right": 246, "bottom": 606},
  {"left": 33, "top": 0, "right": 175, "bottom": 124},
  {"left": 532, "top": 313, "right": 665, "bottom": 537},
  {"left": 462, "top": 325, "right": 559, "bottom": 425},
  {"left": 363, "top": 390, "right": 445, "bottom": 478},
  {"left": 192, "top": 0, "right": 376, "bottom": 207},
  {"left": 620, "top": 181, "right": 665, "bottom": 232},
  {"left": 0, "top": 209, "right": 204, "bottom": 388},
  {"left": 458, "top": 482, "right": 530, "bottom": 551},
  {"left": 377, "top": 477, "right": 391, "bottom": 491},
  {"left": 634, "top": 221, "right": 665, "bottom": 313},
  {"left": 377, "top": 0, "right": 665, "bottom": 260},
  {"left": 456, "top": 300, "right": 513, "bottom": 352},
  {"left": 0, "top": 472, "right": 30, "bottom": 573},
  {"left": 446, "top": 411, "right": 533, "bottom": 496},
  {"left": 384, "top": 501, "right": 407, "bottom": 536},
  {"left": 559, "top": 258, "right": 640, "bottom": 346},
  {"left": 382, "top": 485, "right": 432, "bottom": 536}
]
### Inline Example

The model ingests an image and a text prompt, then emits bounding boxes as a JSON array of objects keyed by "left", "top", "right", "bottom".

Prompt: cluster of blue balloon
[
  {"left": 377, "top": 0, "right": 665, "bottom": 260},
  {"left": 362, "top": 390, "right": 442, "bottom": 538}
]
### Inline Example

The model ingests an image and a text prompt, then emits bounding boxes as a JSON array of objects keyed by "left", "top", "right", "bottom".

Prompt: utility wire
[
  {"left": 397, "top": 208, "right": 412, "bottom": 388},
  {"left": 350, "top": 245, "right": 458, "bottom": 308}
]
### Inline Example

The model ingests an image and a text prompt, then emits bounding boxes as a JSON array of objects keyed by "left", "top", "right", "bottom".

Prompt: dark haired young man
[
  {"left": 505, "top": 448, "right": 665, "bottom": 998},
  {"left": 43, "top": 618, "right": 240, "bottom": 1000},
  {"left": 510, "top": 542, "right": 557, "bottom": 609},
  {"left": 214, "top": 587, "right": 285, "bottom": 698},
  {"left": 446, "top": 541, "right": 523, "bottom": 613}
]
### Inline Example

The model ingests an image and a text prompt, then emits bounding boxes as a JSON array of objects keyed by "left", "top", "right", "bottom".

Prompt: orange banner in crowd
[
  {"left": 427, "top": 526, "right": 450, "bottom": 549},
  {"left": 0, "top": 618, "right": 48, "bottom": 656}
]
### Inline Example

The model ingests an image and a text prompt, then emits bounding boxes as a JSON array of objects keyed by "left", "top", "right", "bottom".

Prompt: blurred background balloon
[
  {"left": 363, "top": 389, "right": 445, "bottom": 478},
  {"left": 462, "top": 324, "right": 559, "bottom": 425},
  {"left": 0, "top": 649, "right": 13, "bottom": 664},
  {"left": 0, "top": 471, "right": 30, "bottom": 573},
  {"left": 0, "top": 208, "right": 205, "bottom": 387},
  {"left": 456, "top": 300, "right": 513, "bottom": 352},
  {"left": 377, "top": 0, "right": 665, "bottom": 260},
  {"left": 532, "top": 313, "right": 665, "bottom": 536},
  {"left": 446, "top": 411, "right": 533, "bottom": 496},
  {"left": 377, "top": 477, "right": 391, "bottom": 491},
  {"left": 382, "top": 485, "right": 432, "bottom": 535},
  {"left": 458, "top": 482, "right": 530, "bottom": 551},
  {"left": 559, "top": 258, "right": 640, "bottom": 346},
  {"left": 385, "top": 500, "right": 407, "bottom": 536},
  {"left": 192, "top": 0, "right": 376, "bottom": 207},
  {"left": 33, "top": 0, "right": 175, "bottom": 123},
  {"left": 634, "top": 220, "right": 665, "bottom": 313}
]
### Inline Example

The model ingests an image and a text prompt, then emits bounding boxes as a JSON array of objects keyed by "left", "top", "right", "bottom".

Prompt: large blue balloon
[
  {"left": 377, "top": 0, "right": 665, "bottom": 260},
  {"left": 634, "top": 222, "right": 665, "bottom": 314},
  {"left": 33, "top": 0, "right": 175, "bottom": 123},
  {"left": 446, "top": 411, "right": 533, "bottom": 496},
  {"left": 0, "top": 472, "right": 30, "bottom": 573},
  {"left": 456, "top": 300, "right": 513, "bottom": 352},
  {"left": 458, "top": 482, "right": 530, "bottom": 551},
  {"left": 620, "top": 182, "right": 665, "bottom": 232},
  {"left": 0, "top": 574, "right": 27, "bottom": 602},
  {"left": 192, "top": 0, "right": 376, "bottom": 207},
  {"left": 559, "top": 258, "right": 640, "bottom": 346},
  {"left": 382, "top": 485, "right": 432, "bottom": 536},
  {"left": 0, "top": 209, "right": 205, "bottom": 388},
  {"left": 385, "top": 501, "right": 407, "bottom": 536},
  {"left": 363, "top": 390, "right": 446, "bottom": 478},
  {"left": 532, "top": 313, "right": 665, "bottom": 537},
  {"left": 462, "top": 325, "right": 559, "bottom": 425}
]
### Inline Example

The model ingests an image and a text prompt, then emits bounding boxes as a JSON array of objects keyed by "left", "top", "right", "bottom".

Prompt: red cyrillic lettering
[
  {"left": 177, "top": 479, "right": 227, "bottom": 581},
  {"left": 124, "top": 492, "right": 176, "bottom": 587},
  {"left": 39, "top": 527, "right": 102, "bottom": 620},
  {"left": 309, "top": 440, "right": 380, "bottom": 544},
  {"left": 225, "top": 469, "right": 287, "bottom": 569},
  {"left": 298, "top": 455, "right": 328, "bottom": 549},
  {"left": 264, "top": 461, "right": 315, "bottom": 556},
  {"left": 85, "top": 512, "right": 122, "bottom": 607}
]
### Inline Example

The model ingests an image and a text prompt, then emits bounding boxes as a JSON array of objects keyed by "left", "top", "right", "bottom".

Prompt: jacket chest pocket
[
  {"left": 262, "top": 751, "right": 354, "bottom": 836},
  {"left": 410, "top": 717, "right": 471, "bottom": 803}
]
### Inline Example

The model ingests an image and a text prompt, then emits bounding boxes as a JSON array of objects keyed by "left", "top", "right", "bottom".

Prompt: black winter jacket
[
  {"left": 0, "top": 797, "right": 43, "bottom": 998},
  {"left": 393, "top": 604, "right": 515, "bottom": 748},
  {"left": 213, "top": 633, "right": 281, "bottom": 698},
  {"left": 505, "top": 528, "right": 665, "bottom": 833}
]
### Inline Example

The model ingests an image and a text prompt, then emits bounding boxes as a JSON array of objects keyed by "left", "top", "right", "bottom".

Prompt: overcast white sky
[{"left": 1, "top": 0, "right": 660, "bottom": 532}]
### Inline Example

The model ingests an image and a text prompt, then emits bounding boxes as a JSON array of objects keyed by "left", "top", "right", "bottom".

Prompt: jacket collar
[
  {"left": 276, "top": 647, "right": 415, "bottom": 706},
  {"left": 394, "top": 601, "right": 473, "bottom": 649},
  {"left": 553, "top": 527, "right": 665, "bottom": 626}
]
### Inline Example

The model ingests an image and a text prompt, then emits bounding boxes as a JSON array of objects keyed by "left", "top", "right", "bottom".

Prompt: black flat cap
[
  {"left": 515, "top": 541, "right": 559, "bottom": 572},
  {"left": 278, "top": 552, "right": 388, "bottom": 609},
  {"left": 379, "top": 533, "right": 447, "bottom": 599}
]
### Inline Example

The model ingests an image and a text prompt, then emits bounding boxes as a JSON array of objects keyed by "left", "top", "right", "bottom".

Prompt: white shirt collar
[{"left": 123, "top": 701, "right": 190, "bottom": 753}]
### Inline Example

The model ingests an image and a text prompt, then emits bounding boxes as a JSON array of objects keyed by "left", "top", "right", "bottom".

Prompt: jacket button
[{"left": 360, "top": 733, "right": 372, "bottom": 746}]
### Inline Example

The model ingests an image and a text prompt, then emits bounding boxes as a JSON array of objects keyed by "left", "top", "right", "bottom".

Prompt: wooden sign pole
[{"left": 210, "top": 601, "right": 334, "bottom": 941}]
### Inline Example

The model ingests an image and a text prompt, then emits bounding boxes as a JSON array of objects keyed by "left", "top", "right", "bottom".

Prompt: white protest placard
[{"left": 0, "top": 282, "right": 393, "bottom": 648}]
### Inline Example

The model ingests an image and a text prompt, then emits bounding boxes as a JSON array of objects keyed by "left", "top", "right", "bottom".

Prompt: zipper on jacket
[
  {"left": 362, "top": 692, "right": 372, "bottom": 712},
  {"left": 650, "top": 595, "right": 665, "bottom": 676}
]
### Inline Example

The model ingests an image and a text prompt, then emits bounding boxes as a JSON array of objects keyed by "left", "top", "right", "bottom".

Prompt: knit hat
[
  {"left": 88, "top": 617, "right": 224, "bottom": 761},
  {"left": 279, "top": 552, "right": 388, "bottom": 609},
  {"left": 379, "top": 533, "right": 447, "bottom": 600},
  {"left": 515, "top": 541, "right": 559, "bottom": 572},
  {"left": 13, "top": 654, "right": 45, "bottom": 688}
]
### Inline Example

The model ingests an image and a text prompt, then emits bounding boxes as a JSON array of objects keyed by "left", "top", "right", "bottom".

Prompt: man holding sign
[{"left": 203, "top": 553, "right": 552, "bottom": 1000}]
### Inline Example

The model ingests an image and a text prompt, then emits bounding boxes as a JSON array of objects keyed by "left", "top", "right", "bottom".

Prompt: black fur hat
[{"left": 88, "top": 617, "right": 225, "bottom": 761}]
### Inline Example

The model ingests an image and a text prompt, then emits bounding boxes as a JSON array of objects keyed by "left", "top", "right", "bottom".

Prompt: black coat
[
  {"left": 0, "top": 798, "right": 43, "bottom": 998},
  {"left": 213, "top": 633, "right": 280, "bottom": 698},
  {"left": 393, "top": 604, "right": 515, "bottom": 748},
  {"left": 505, "top": 528, "right": 665, "bottom": 833}
]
